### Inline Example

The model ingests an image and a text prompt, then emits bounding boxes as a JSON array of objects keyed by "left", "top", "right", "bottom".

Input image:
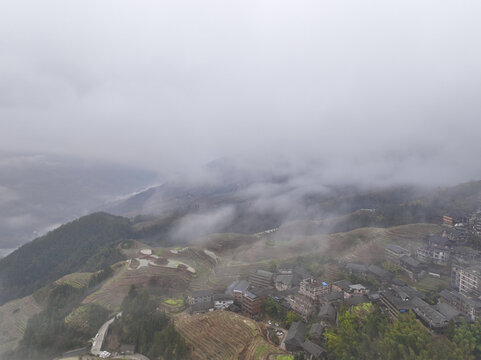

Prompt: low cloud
[
  {"left": 169, "top": 206, "right": 236, "bottom": 242},
  {"left": 0, "top": 0, "right": 480, "bottom": 185}
]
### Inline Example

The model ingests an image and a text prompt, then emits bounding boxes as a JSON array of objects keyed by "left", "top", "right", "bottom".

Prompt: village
[
  {"left": 179, "top": 211, "right": 481, "bottom": 360},
  {"left": 52, "top": 208, "right": 481, "bottom": 360}
]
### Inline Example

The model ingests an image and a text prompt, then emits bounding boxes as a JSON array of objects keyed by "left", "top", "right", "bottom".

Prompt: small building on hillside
[
  {"left": 249, "top": 270, "right": 274, "bottom": 288},
  {"left": 187, "top": 289, "right": 214, "bottom": 305},
  {"left": 368, "top": 264, "right": 393, "bottom": 283},
  {"left": 399, "top": 256, "right": 425, "bottom": 280},
  {"left": 188, "top": 301, "right": 214, "bottom": 315},
  {"left": 443, "top": 215, "right": 455, "bottom": 228},
  {"left": 331, "top": 279, "right": 351, "bottom": 293},
  {"left": 309, "top": 322, "right": 325, "bottom": 342},
  {"left": 140, "top": 249, "right": 152, "bottom": 256},
  {"left": 385, "top": 245, "right": 410, "bottom": 264},
  {"left": 319, "top": 291, "right": 344, "bottom": 306},
  {"left": 434, "top": 302, "right": 463, "bottom": 323},
  {"left": 277, "top": 265, "right": 294, "bottom": 274},
  {"left": 344, "top": 295, "right": 370, "bottom": 307},
  {"left": 345, "top": 263, "right": 368, "bottom": 276},
  {"left": 318, "top": 304, "right": 337, "bottom": 324},
  {"left": 275, "top": 274, "right": 294, "bottom": 291},
  {"left": 302, "top": 340, "right": 327, "bottom": 360},
  {"left": 214, "top": 294, "right": 234, "bottom": 310},
  {"left": 346, "top": 284, "right": 369, "bottom": 297},
  {"left": 119, "top": 344, "right": 135, "bottom": 355},
  {"left": 284, "top": 321, "right": 307, "bottom": 352}
]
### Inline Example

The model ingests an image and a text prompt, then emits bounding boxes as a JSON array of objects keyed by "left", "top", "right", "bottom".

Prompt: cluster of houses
[{"left": 184, "top": 211, "right": 481, "bottom": 359}]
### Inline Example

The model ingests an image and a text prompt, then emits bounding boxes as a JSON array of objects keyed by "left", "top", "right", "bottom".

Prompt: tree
[
  {"left": 264, "top": 297, "right": 284, "bottom": 320},
  {"left": 377, "top": 312, "right": 430, "bottom": 360},
  {"left": 324, "top": 303, "right": 376, "bottom": 360},
  {"left": 285, "top": 311, "right": 302, "bottom": 327}
]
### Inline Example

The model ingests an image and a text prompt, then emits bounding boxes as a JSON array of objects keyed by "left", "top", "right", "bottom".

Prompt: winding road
[{"left": 91, "top": 315, "right": 118, "bottom": 356}]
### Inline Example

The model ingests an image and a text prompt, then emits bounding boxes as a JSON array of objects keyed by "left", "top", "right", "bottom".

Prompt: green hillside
[{"left": 0, "top": 212, "right": 131, "bottom": 304}]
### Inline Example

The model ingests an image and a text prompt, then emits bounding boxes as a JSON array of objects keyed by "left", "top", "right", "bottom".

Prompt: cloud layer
[{"left": 1, "top": 0, "right": 481, "bottom": 184}]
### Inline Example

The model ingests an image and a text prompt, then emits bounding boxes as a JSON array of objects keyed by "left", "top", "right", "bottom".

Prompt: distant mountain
[
  {"left": 0, "top": 152, "right": 157, "bottom": 251},
  {"left": 106, "top": 164, "right": 481, "bottom": 245}
]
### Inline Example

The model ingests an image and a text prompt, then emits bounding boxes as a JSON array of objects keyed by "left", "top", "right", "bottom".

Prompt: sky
[{"left": 1, "top": 0, "right": 481, "bottom": 185}]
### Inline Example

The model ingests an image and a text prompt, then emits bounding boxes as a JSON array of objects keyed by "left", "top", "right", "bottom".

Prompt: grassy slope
[{"left": 0, "top": 295, "right": 43, "bottom": 357}]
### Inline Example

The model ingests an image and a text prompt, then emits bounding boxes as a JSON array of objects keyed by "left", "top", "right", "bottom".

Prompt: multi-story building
[
  {"left": 249, "top": 269, "right": 274, "bottom": 288},
  {"left": 289, "top": 294, "right": 315, "bottom": 320},
  {"left": 458, "top": 265, "right": 481, "bottom": 297},
  {"left": 451, "top": 264, "right": 462, "bottom": 290},
  {"left": 187, "top": 289, "right": 214, "bottom": 305},
  {"left": 230, "top": 280, "right": 250, "bottom": 305},
  {"left": 299, "top": 278, "right": 330, "bottom": 301},
  {"left": 416, "top": 246, "right": 450, "bottom": 265},
  {"left": 380, "top": 287, "right": 448, "bottom": 330},
  {"left": 440, "top": 289, "right": 481, "bottom": 322},
  {"left": 241, "top": 288, "right": 267, "bottom": 318},
  {"left": 470, "top": 210, "right": 481, "bottom": 237}
]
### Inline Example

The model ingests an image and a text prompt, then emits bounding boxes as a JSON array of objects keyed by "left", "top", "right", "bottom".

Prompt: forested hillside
[
  {"left": 0, "top": 212, "right": 131, "bottom": 304},
  {"left": 106, "top": 286, "right": 190, "bottom": 359}
]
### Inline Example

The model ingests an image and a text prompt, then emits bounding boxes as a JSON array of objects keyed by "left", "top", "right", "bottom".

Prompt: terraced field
[
  {"left": 0, "top": 295, "right": 42, "bottom": 357},
  {"left": 329, "top": 223, "right": 442, "bottom": 263},
  {"left": 82, "top": 262, "right": 193, "bottom": 311},
  {"left": 175, "top": 311, "right": 285, "bottom": 360},
  {"left": 54, "top": 272, "right": 93, "bottom": 288}
]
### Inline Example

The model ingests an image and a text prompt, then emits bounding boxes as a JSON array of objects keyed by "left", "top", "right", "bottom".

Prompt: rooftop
[
  {"left": 345, "top": 263, "right": 368, "bottom": 273},
  {"left": 400, "top": 256, "right": 423, "bottom": 268},
  {"left": 275, "top": 274, "right": 293, "bottom": 285},
  {"left": 349, "top": 284, "right": 367, "bottom": 291},
  {"left": 333, "top": 279, "right": 351, "bottom": 290},
  {"left": 386, "top": 244, "right": 410, "bottom": 255},
  {"left": 213, "top": 294, "right": 234, "bottom": 301},
  {"left": 309, "top": 322, "right": 325, "bottom": 339},
  {"left": 251, "top": 269, "right": 273, "bottom": 278},
  {"left": 285, "top": 321, "right": 307, "bottom": 347},
  {"left": 411, "top": 297, "right": 448, "bottom": 328},
  {"left": 189, "top": 301, "right": 214, "bottom": 313},
  {"left": 344, "top": 295, "right": 370, "bottom": 306},
  {"left": 440, "top": 289, "right": 481, "bottom": 307},
  {"left": 189, "top": 289, "right": 214, "bottom": 297},
  {"left": 434, "top": 302, "right": 462, "bottom": 320},
  {"left": 319, "top": 304, "right": 337, "bottom": 322},
  {"left": 322, "top": 291, "right": 344, "bottom": 302},
  {"left": 232, "top": 280, "right": 250, "bottom": 293},
  {"left": 302, "top": 340, "right": 326, "bottom": 358},
  {"left": 368, "top": 264, "right": 393, "bottom": 280},
  {"left": 465, "top": 265, "right": 481, "bottom": 276}
]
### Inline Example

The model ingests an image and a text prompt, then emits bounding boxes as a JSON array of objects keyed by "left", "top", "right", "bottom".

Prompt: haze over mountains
[{"left": 0, "top": 152, "right": 157, "bottom": 253}]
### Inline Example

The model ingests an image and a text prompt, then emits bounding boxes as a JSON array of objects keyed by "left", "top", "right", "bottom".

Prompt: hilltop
[{"left": 0, "top": 212, "right": 131, "bottom": 304}]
